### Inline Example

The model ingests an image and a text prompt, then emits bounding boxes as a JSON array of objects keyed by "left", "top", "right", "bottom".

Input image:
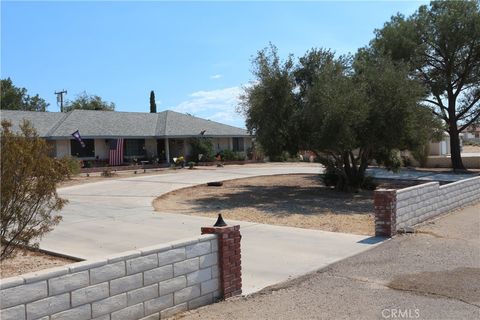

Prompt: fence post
[
  {"left": 374, "top": 189, "right": 397, "bottom": 237},
  {"left": 201, "top": 223, "right": 242, "bottom": 299}
]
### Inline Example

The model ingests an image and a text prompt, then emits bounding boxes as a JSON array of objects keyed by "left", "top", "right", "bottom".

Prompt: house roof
[
  {"left": 0, "top": 109, "right": 250, "bottom": 138},
  {"left": 0, "top": 110, "right": 67, "bottom": 136}
]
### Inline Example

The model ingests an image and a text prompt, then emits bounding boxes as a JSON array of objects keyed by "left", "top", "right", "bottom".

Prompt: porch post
[
  {"left": 183, "top": 139, "right": 188, "bottom": 158},
  {"left": 165, "top": 138, "right": 170, "bottom": 163}
]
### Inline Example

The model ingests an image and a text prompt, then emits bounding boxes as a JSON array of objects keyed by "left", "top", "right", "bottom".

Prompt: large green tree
[
  {"left": 373, "top": 1, "right": 480, "bottom": 171},
  {"left": 64, "top": 92, "right": 115, "bottom": 112},
  {"left": 239, "top": 44, "right": 299, "bottom": 160},
  {"left": 0, "top": 78, "right": 49, "bottom": 111},
  {"left": 300, "top": 50, "right": 439, "bottom": 190},
  {"left": 240, "top": 45, "right": 441, "bottom": 191}
]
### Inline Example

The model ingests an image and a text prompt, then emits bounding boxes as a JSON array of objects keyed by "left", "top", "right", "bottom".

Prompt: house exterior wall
[
  {"left": 212, "top": 138, "right": 230, "bottom": 152},
  {"left": 94, "top": 139, "right": 109, "bottom": 160},
  {"left": 53, "top": 136, "right": 252, "bottom": 161},
  {"left": 244, "top": 137, "right": 253, "bottom": 152},
  {"left": 55, "top": 140, "right": 71, "bottom": 158}
]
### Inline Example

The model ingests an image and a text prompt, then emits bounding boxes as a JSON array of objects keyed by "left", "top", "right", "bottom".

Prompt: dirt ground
[
  {"left": 0, "top": 248, "right": 77, "bottom": 279},
  {"left": 58, "top": 167, "right": 176, "bottom": 188},
  {"left": 463, "top": 145, "right": 480, "bottom": 153},
  {"left": 154, "top": 174, "right": 382, "bottom": 235}
]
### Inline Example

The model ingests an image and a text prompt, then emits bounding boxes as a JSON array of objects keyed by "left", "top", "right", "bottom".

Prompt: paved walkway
[
  {"left": 41, "top": 163, "right": 382, "bottom": 294},
  {"left": 180, "top": 204, "right": 480, "bottom": 320}
]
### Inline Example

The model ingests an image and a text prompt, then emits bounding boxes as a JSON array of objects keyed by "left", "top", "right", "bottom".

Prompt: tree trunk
[
  {"left": 447, "top": 93, "right": 466, "bottom": 171},
  {"left": 449, "top": 125, "right": 466, "bottom": 171}
]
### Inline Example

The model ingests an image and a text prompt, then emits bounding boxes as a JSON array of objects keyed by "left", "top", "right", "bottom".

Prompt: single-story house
[{"left": 1, "top": 109, "right": 253, "bottom": 164}]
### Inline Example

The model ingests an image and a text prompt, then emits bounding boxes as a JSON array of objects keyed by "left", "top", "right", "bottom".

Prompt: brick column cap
[{"left": 201, "top": 225, "right": 240, "bottom": 234}]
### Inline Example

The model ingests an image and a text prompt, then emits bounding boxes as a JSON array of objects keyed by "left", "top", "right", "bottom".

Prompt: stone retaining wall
[
  {"left": 375, "top": 176, "right": 480, "bottom": 237},
  {"left": 0, "top": 228, "right": 242, "bottom": 320}
]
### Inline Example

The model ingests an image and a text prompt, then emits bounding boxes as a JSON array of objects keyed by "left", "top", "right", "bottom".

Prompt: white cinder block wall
[
  {"left": 396, "top": 176, "right": 480, "bottom": 230},
  {"left": 0, "top": 234, "right": 220, "bottom": 320}
]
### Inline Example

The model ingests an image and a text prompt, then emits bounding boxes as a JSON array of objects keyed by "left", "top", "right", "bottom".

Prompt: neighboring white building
[
  {"left": 429, "top": 132, "right": 451, "bottom": 156},
  {"left": 462, "top": 125, "right": 480, "bottom": 141},
  {"left": 1, "top": 109, "right": 253, "bottom": 164}
]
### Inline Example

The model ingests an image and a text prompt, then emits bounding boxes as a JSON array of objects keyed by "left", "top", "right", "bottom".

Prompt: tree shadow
[{"left": 181, "top": 175, "right": 373, "bottom": 217}]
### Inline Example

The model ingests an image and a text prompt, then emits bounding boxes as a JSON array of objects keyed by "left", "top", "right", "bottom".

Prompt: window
[
  {"left": 232, "top": 138, "right": 244, "bottom": 152},
  {"left": 124, "top": 139, "right": 146, "bottom": 157},
  {"left": 71, "top": 139, "right": 95, "bottom": 158}
]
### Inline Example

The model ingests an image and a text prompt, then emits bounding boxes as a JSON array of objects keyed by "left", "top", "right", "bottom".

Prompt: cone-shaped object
[{"left": 213, "top": 214, "right": 227, "bottom": 227}]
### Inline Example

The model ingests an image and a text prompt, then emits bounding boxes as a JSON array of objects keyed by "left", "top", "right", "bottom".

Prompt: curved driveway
[{"left": 41, "top": 163, "right": 382, "bottom": 294}]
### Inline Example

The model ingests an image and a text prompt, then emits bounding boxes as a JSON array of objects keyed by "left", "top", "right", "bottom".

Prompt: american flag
[{"left": 109, "top": 138, "right": 124, "bottom": 166}]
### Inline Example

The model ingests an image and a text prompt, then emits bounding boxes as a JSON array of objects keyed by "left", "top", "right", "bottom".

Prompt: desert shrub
[
  {"left": 1, "top": 120, "right": 71, "bottom": 260},
  {"left": 464, "top": 140, "right": 480, "bottom": 147},
  {"left": 63, "top": 156, "right": 81, "bottom": 174},
  {"left": 101, "top": 168, "right": 115, "bottom": 177}
]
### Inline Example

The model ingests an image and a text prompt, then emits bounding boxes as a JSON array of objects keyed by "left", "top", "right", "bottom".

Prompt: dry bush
[{"left": 1, "top": 120, "right": 71, "bottom": 260}]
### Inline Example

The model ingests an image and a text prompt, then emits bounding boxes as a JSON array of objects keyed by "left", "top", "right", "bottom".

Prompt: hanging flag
[
  {"left": 109, "top": 138, "right": 124, "bottom": 166},
  {"left": 71, "top": 130, "right": 85, "bottom": 148}
]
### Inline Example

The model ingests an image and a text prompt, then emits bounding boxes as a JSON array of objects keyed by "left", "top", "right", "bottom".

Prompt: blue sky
[{"left": 1, "top": 1, "right": 427, "bottom": 128}]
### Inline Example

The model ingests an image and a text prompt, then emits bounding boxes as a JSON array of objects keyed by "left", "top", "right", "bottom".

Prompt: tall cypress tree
[{"left": 150, "top": 90, "right": 157, "bottom": 113}]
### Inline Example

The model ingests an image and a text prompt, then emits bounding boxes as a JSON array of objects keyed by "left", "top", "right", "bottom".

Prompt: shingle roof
[
  {"left": 51, "top": 110, "right": 160, "bottom": 138},
  {"left": 0, "top": 110, "right": 67, "bottom": 136},
  {"left": 163, "top": 110, "right": 248, "bottom": 137},
  {"left": 1, "top": 109, "right": 250, "bottom": 138}
]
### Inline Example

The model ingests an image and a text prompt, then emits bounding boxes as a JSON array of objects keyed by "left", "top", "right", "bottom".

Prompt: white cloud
[
  {"left": 210, "top": 74, "right": 223, "bottom": 80},
  {"left": 172, "top": 86, "right": 246, "bottom": 128}
]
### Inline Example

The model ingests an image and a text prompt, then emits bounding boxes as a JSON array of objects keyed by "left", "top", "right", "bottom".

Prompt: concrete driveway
[
  {"left": 41, "top": 163, "right": 383, "bottom": 294},
  {"left": 179, "top": 205, "right": 480, "bottom": 320}
]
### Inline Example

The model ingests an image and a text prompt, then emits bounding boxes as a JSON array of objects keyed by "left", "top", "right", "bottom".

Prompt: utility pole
[{"left": 55, "top": 90, "right": 67, "bottom": 112}]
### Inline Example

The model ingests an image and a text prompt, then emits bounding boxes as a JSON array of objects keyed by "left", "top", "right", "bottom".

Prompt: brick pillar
[
  {"left": 374, "top": 189, "right": 397, "bottom": 237},
  {"left": 201, "top": 225, "right": 242, "bottom": 299}
]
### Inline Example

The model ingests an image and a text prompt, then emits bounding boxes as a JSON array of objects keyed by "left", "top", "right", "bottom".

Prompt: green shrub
[
  {"left": 411, "top": 144, "right": 429, "bottom": 168},
  {"left": 221, "top": 149, "right": 235, "bottom": 161},
  {"left": 189, "top": 138, "right": 215, "bottom": 162},
  {"left": 188, "top": 161, "right": 195, "bottom": 169},
  {"left": 402, "top": 156, "right": 413, "bottom": 167}
]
